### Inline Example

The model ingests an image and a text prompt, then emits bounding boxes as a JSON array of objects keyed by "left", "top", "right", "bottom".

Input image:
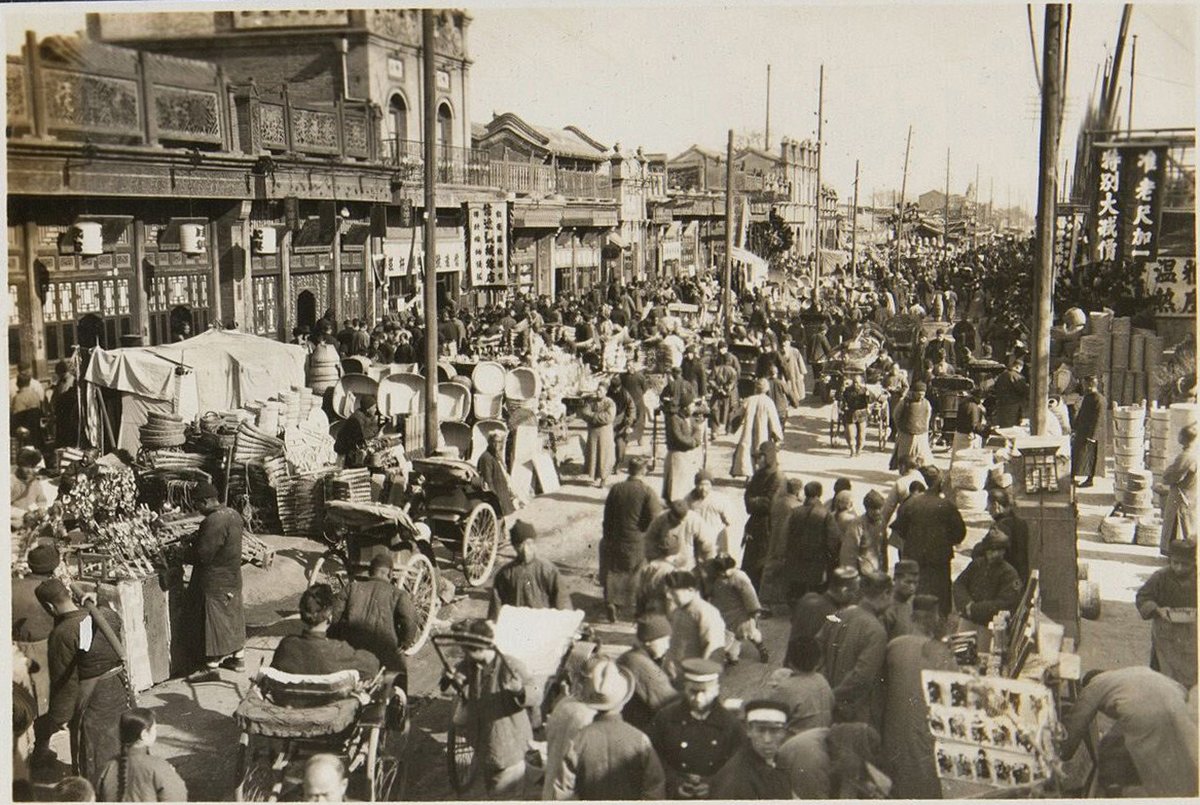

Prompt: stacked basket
[
  {"left": 140, "top": 412, "right": 187, "bottom": 449},
  {"left": 948, "top": 447, "right": 995, "bottom": 517},
  {"left": 504, "top": 367, "right": 541, "bottom": 419}
]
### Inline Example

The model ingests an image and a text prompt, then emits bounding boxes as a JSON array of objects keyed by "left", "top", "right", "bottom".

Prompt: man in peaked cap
[
  {"left": 487, "top": 521, "right": 569, "bottom": 620},
  {"left": 553, "top": 659, "right": 666, "bottom": 800},
  {"left": 1135, "top": 538, "right": 1198, "bottom": 688},
  {"left": 186, "top": 479, "right": 246, "bottom": 682},
  {"left": 710, "top": 699, "right": 794, "bottom": 799},
  {"left": 952, "top": 529, "right": 1023, "bottom": 651},
  {"left": 649, "top": 658, "right": 744, "bottom": 799},
  {"left": 789, "top": 565, "right": 859, "bottom": 650}
]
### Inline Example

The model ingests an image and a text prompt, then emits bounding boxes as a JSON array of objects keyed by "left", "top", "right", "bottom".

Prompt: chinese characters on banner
[
  {"left": 467, "top": 201, "right": 509, "bottom": 286},
  {"left": 1145, "top": 257, "right": 1198, "bottom": 315},
  {"left": 1053, "top": 207, "right": 1087, "bottom": 272},
  {"left": 1092, "top": 143, "right": 1168, "bottom": 267}
]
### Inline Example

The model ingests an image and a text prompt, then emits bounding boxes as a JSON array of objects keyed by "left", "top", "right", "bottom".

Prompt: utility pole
[
  {"left": 894, "top": 125, "right": 912, "bottom": 275},
  {"left": 1103, "top": 6, "right": 1132, "bottom": 129},
  {"left": 813, "top": 64, "right": 824, "bottom": 288},
  {"left": 1031, "top": 4, "right": 1063, "bottom": 436},
  {"left": 723, "top": 129, "right": 735, "bottom": 337},
  {"left": 421, "top": 9, "right": 440, "bottom": 454},
  {"left": 765, "top": 64, "right": 772, "bottom": 149},
  {"left": 850, "top": 160, "right": 860, "bottom": 283},
  {"left": 1127, "top": 34, "right": 1137, "bottom": 135},
  {"left": 973, "top": 163, "right": 980, "bottom": 248},
  {"left": 943, "top": 148, "right": 951, "bottom": 260}
]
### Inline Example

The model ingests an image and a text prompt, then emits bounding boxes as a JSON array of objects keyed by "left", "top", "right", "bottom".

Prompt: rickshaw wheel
[
  {"left": 365, "top": 726, "right": 402, "bottom": 802},
  {"left": 234, "top": 741, "right": 279, "bottom": 802},
  {"left": 460, "top": 503, "right": 499, "bottom": 586},
  {"left": 396, "top": 550, "right": 438, "bottom": 655},
  {"left": 828, "top": 400, "right": 839, "bottom": 447},
  {"left": 447, "top": 704, "right": 478, "bottom": 794}
]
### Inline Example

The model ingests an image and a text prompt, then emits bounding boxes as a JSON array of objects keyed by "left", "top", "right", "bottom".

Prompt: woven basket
[{"left": 1099, "top": 516, "right": 1136, "bottom": 544}]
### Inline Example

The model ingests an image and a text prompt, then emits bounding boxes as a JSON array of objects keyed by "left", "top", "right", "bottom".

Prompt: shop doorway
[
  {"left": 297, "top": 291, "right": 317, "bottom": 331},
  {"left": 77, "top": 314, "right": 106, "bottom": 350},
  {"left": 169, "top": 306, "right": 194, "bottom": 342}
]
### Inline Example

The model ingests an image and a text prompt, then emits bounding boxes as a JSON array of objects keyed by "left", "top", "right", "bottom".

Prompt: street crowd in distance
[{"left": 11, "top": 234, "right": 1200, "bottom": 801}]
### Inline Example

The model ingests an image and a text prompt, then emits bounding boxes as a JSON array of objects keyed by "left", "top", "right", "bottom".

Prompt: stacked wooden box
[{"left": 1077, "top": 311, "right": 1161, "bottom": 406}]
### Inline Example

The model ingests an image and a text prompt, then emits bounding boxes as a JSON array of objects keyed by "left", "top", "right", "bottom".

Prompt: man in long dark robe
[
  {"left": 817, "top": 571, "right": 890, "bottom": 730},
  {"left": 330, "top": 554, "right": 419, "bottom": 692},
  {"left": 334, "top": 394, "right": 381, "bottom": 468},
  {"left": 991, "top": 358, "right": 1028, "bottom": 428},
  {"left": 1071, "top": 374, "right": 1105, "bottom": 487},
  {"left": 186, "top": 481, "right": 246, "bottom": 682},
  {"left": 785, "top": 481, "right": 840, "bottom": 600},
  {"left": 477, "top": 431, "right": 517, "bottom": 519},
  {"left": 891, "top": 467, "right": 966, "bottom": 615},
  {"left": 601, "top": 458, "right": 662, "bottom": 621},
  {"left": 33, "top": 580, "right": 128, "bottom": 785},
  {"left": 742, "top": 442, "right": 784, "bottom": 591},
  {"left": 13, "top": 544, "right": 61, "bottom": 719}
]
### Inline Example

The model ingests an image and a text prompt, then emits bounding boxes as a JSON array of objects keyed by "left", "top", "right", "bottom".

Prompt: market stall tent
[{"left": 84, "top": 330, "right": 308, "bottom": 453}]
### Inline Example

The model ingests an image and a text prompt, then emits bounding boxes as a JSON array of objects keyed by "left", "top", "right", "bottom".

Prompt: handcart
[
  {"left": 316, "top": 500, "right": 440, "bottom": 654},
  {"left": 431, "top": 607, "right": 598, "bottom": 795},
  {"left": 233, "top": 667, "right": 407, "bottom": 802},
  {"left": 407, "top": 456, "right": 504, "bottom": 587},
  {"left": 930, "top": 375, "right": 977, "bottom": 446}
]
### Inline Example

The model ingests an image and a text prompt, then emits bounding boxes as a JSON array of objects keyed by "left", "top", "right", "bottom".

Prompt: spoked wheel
[
  {"left": 828, "top": 402, "right": 839, "bottom": 447},
  {"left": 235, "top": 740, "right": 284, "bottom": 802},
  {"left": 364, "top": 726, "right": 403, "bottom": 802},
  {"left": 447, "top": 699, "right": 477, "bottom": 795},
  {"left": 460, "top": 503, "right": 499, "bottom": 586},
  {"left": 395, "top": 550, "right": 438, "bottom": 655}
]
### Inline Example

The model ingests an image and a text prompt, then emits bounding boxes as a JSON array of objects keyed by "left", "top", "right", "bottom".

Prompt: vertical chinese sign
[
  {"left": 1091, "top": 142, "right": 1167, "bottom": 268},
  {"left": 467, "top": 201, "right": 509, "bottom": 287}
]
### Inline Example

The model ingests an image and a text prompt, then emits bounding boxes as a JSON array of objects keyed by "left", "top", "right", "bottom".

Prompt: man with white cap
[
  {"left": 710, "top": 699, "right": 794, "bottom": 799},
  {"left": 649, "top": 658, "right": 744, "bottom": 799},
  {"left": 552, "top": 658, "right": 666, "bottom": 800}
]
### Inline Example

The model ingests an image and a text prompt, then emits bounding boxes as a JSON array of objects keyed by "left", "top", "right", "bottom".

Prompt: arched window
[
  {"left": 437, "top": 102, "right": 453, "bottom": 151},
  {"left": 388, "top": 94, "right": 408, "bottom": 145}
]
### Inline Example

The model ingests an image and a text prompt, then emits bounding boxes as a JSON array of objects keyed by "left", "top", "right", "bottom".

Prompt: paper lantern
[
  {"left": 74, "top": 222, "right": 104, "bottom": 256},
  {"left": 252, "top": 227, "right": 277, "bottom": 254},
  {"left": 180, "top": 223, "right": 207, "bottom": 255}
]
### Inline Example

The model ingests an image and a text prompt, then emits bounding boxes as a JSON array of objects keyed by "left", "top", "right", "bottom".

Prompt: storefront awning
[{"left": 606, "top": 231, "right": 628, "bottom": 250}]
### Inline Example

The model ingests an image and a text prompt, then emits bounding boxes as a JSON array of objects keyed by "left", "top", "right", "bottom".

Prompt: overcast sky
[{"left": 5, "top": 2, "right": 1195, "bottom": 211}]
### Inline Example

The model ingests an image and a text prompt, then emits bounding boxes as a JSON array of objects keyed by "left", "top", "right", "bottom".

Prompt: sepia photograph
[{"left": 4, "top": 0, "right": 1197, "bottom": 801}]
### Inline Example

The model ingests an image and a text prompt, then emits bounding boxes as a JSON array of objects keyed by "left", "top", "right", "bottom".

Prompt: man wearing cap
[
  {"left": 602, "top": 458, "right": 662, "bottom": 621},
  {"left": 13, "top": 544, "right": 60, "bottom": 718},
  {"left": 779, "top": 332, "right": 808, "bottom": 405},
  {"left": 991, "top": 357, "right": 1029, "bottom": 429},
  {"left": 333, "top": 394, "right": 380, "bottom": 469},
  {"left": 442, "top": 618, "right": 542, "bottom": 799},
  {"left": 706, "top": 554, "right": 769, "bottom": 664},
  {"left": 553, "top": 659, "right": 666, "bottom": 800},
  {"left": 817, "top": 571, "right": 891, "bottom": 729},
  {"left": 952, "top": 530, "right": 1023, "bottom": 650},
  {"left": 662, "top": 397, "right": 704, "bottom": 503},
  {"left": 664, "top": 571, "right": 727, "bottom": 675},
  {"left": 708, "top": 346, "right": 740, "bottom": 437},
  {"left": 953, "top": 387, "right": 989, "bottom": 457},
  {"left": 760, "top": 635, "right": 834, "bottom": 733},
  {"left": 789, "top": 565, "right": 858, "bottom": 648},
  {"left": 785, "top": 481, "right": 840, "bottom": 601},
  {"left": 762, "top": 477, "right": 806, "bottom": 605},
  {"left": 890, "top": 381, "right": 934, "bottom": 470},
  {"left": 542, "top": 657, "right": 598, "bottom": 800},
  {"left": 488, "top": 521, "right": 569, "bottom": 620},
  {"left": 580, "top": 387, "right": 617, "bottom": 487},
  {"left": 185, "top": 481, "right": 246, "bottom": 682},
  {"left": 883, "top": 560, "right": 921, "bottom": 639},
  {"left": 687, "top": 470, "right": 733, "bottom": 559},
  {"left": 741, "top": 441, "right": 785, "bottom": 590},
  {"left": 841, "top": 374, "right": 872, "bottom": 457},
  {"left": 649, "top": 658, "right": 744, "bottom": 799},
  {"left": 987, "top": 487, "right": 1030, "bottom": 582},
  {"left": 709, "top": 699, "right": 793, "bottom": 799},
  {"left": 681, "top": 343, "right": 708, "bottom": 400},
  {"left": 891, "top": 465, "right": 966, "bottom": 616},
  {"left": 328, "top": 554, "right": 419, "bottom": 692},
  {"left": 645, "top": 500, "right": 707, "bottom": 573},
  {"left": 883, "top": 594, "right": 957, "bottom": 798},
  {"left": 477, "top": 431, "right": 518, "bottom": 520},
  {"left": 1135, "top": 539, "right": 1198, "bottom": 688},
  {"left": 618, "top": 615, "right": 680, "bottom": 732},
  {"left": 731, "top": 382, "right": 783, "bottom": 478}
]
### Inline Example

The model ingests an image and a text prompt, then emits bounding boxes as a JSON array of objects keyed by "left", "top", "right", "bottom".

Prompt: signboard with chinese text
[
  {"left": 1145, "top": 257, "right": 1197, "bottom": 315},
  {"left": 381, "top": 228, "right": 465, "bottom": 277},
  {"left": 1092, "top": 143, "right": 1168, "bottom": 267},
  {"left": 467, "top": 202, "right": 509, "bottom": 286}
]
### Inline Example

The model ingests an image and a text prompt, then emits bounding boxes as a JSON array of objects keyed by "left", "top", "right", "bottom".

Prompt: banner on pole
[{"left": 1091, "top": 142, "right": 1168, "bottom": 267}]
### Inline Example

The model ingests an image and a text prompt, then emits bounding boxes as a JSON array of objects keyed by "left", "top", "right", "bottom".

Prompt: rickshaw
[
  {"left": 882, "top": 313, "right": 924, "bottom": 357},
  {"left": 233, "top": 667, "right": 407, "bottom": 801},
  {"left": 316, "top": 499, "right": 441, "bottom": 655},
  {"left": 826, "top": 371, "right": 890, "bottom": 452},
  {"left": 929, "top": 375, "right": 977, "bottom": 446},
  {"left": 407, "top": 456, "right": 503, "bottom": 587},
  {"left": 431, "top": 607, "right": 598, "bottom": 795}
]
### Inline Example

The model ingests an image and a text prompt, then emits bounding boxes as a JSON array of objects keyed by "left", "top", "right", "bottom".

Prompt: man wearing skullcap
[
  {"left": 185, "top": 480, "right": 246, "bottom": 682},
  {"left": 883, "top": 560, "right": 921, "bottom": 639},
  {"left": 817, "top": 571, "right": 891, "bottom": 730},
  {"left": 858, "top": 490, "right": 888, "bottom": 576},
  {"left": 488, "top": 521, "right": 569, "bottom": 620},
  {"left": 952, "top": 529, "right": 1023, "bottom": 650},
  {"left": 662, "top": 394, "right": 704, "bottom": 502},
  {"left": 785, "top": 481, "right": 840, "bottom": 601},
  {"left": 831, "top": 490, "right": 862, "bottom": 575},
  {"left": 882, "top": 594, "right": 957, "bottom": 798},
  {"left": 644, "top": 499, "right": 707, "bottom": 573},
  {"left": 601, "top": 457, "right": 662, "bottom": 621},
  {"left": 649, "top": 658, "right": 744, "bottom": 798},
  {"left": 890, "top": 380, "right": 934, "bottom": 470},
  {"left": 741, "top": 441, "right": 785, "bottom": 591},
  {"left": 687, "top": 469, "right": 734, "bottom": 559},
  {"left": 329, "top": 553, "right": 419, "bottom": 693},
  {"left": 710, "top": 699, "right": 794, "bottom": 799},
  {"left": 1135, "top": 539, "right": 1198, "bottom": 688},
  {"left": 13, "top": 545, "right": 60, "bottom": 723},
  {"left": 617, "top": 615, "right": 680, "bottom": 732},
  {"left": 663, "top": 572, "right": 727, "bottom": 675}
]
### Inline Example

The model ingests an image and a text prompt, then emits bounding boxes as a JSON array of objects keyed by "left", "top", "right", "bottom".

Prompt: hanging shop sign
[
  {"left": 1092, "top": 142, "right": 1167, "bottom": 267},
  {"left": 380, "top": 227, "right": 465, "bottom": 277},
  {"left": 467, "top": 201, "right": 509, "bottom": 286},
  {"left": 1145, "top": 256, "right": 1197, "bottom": 315}
]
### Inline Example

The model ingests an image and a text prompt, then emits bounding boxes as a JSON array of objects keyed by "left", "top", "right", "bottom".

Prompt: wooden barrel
[{"left": 308, "top": 343, "right": 342, "bottom": 394}]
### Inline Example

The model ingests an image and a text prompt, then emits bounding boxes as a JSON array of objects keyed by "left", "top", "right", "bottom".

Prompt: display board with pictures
[{"left": 922, "top": 669, "right": 1058, "bottom": 794}]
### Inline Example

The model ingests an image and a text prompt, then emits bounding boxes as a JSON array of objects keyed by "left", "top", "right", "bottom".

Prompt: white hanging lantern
[
  {"left": 180, "top": 223, "right": 207, "bottom": 255},
  {"left": 74, "top": 222, "right": 104, "bottom": 256},
  {"left": 252, "top": 226, "right": 277, "bottom": 254}
]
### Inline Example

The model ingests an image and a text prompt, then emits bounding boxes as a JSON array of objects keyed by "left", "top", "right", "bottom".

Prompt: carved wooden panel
[
  {"left": 343, "top": 113, "right": 369, "bottom": 157},
  {"left": 154, "top": 85, "right": 221, "bottom": 142},
  {"left": 42, "top": 68, "right": 141, "bottom": 136},
  {"left": 258, "top": 103, "right": 287, "bottom": 149},
  {"left": 291, "top": 107, "right": 339, "bottom": 154},
  {"left": 7, "top": 60, "right": 28, "bottom": 125},
  {"left": 290, "top": 271, "right": 331, "bottom": 321}
]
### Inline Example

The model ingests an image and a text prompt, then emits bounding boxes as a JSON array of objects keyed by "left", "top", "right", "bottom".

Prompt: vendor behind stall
[
  {"left": 334, "top": 394, "right": 381, "bottom": 469},
  {"left": 186, "top": 481, "right": 247, "bottom": 683}
]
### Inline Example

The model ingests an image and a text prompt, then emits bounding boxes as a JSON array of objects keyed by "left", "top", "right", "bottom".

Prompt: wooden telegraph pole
[
  {"left": 765, "top": 64, "right": 772, "bottom": 149},
  {"left": 1031, "top": 4, "right": 1063, "bottom": 436},
  {"left": 943, "top": 148, "right": 951, "bottom": 260},
  {"left": 850, "top": 159, "right": 860, "bottom": 283},
  {"left": 894, "top": 125, "right": 912, "bottom": 275},
  {"left": 421, "top": 9, "right": 440, "bottom": 453},
  {"left": 1127, "top": 34, "right": 1137, "bottom": 135},
  {"left": 813, "top": 64, "right": 824, "bottom": 288},
  {"left": 723, "top": 129, "right": 735, "bottom": 337},
  {"left": 973, "top": 163, "right": 980, "bottom": 249}
]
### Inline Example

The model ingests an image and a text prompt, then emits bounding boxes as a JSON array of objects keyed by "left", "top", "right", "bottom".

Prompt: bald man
[{"left": 302, "top": 753, "right": 349, "bottom": 802}]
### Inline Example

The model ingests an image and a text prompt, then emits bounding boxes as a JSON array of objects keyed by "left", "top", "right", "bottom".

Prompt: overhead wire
[{"left": 1027, "top": 4, "right": 1043, "bottom": 89}]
